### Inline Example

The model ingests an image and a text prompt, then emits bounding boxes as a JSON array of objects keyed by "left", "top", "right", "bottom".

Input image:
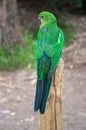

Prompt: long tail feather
[
  {"left": 34, "top": 80, "right": 44, "bottom": 112},
  {"left": 40, "top": 76, "right": 52, "bottom": 114}
]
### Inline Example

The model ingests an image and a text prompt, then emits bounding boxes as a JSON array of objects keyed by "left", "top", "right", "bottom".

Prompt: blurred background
[{"left": 0, "top": 0, "right": 86, "bottom": 130}]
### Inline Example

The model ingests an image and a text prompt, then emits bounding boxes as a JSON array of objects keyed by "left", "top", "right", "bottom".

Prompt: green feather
[{"left": 34, "top": 11, "right": 64, "bottom": 114}]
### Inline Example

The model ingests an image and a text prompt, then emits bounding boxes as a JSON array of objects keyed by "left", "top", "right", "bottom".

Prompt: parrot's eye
[{"left": 41, "top": 16, "right": 44, "bottom": 19}]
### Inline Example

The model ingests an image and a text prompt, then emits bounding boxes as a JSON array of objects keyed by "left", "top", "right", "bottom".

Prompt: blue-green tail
[
  {"left": 34, "top": 76, "right": 52, "bottom": 114},
  {"left": 34, "top": 80, "right": 44, "bottom": 112}
]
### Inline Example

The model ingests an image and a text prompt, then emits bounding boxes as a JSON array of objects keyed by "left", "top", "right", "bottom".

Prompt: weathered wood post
[{"left": 39, "top": 58, "right": 64, "bottom": 130}]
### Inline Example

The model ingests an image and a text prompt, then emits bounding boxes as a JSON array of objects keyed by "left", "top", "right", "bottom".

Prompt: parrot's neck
[{"left": 40, "top": 21, "right": 57, "bottom": 29}]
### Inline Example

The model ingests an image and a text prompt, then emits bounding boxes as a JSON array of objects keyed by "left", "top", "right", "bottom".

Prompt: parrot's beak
[
  {"left": 38, "top": 16, "right": 41, "bottom": 25},
  {"left": 38, "top": 16, "right": 41, "bottom": 21}
]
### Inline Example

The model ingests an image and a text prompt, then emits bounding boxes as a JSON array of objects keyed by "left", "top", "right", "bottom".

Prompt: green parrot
[{"left": 34, "top": 11, "right": 64, "bottom": 114}]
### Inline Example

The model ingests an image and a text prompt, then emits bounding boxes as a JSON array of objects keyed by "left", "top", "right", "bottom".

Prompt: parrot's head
[{"left": 39, "top": 11, "right": 57, "bottom": 28}]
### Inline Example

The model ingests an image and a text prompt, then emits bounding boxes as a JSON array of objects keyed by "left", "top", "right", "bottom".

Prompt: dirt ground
[{"left": 0, "top": 11, "right": 86, "bottom": 130}]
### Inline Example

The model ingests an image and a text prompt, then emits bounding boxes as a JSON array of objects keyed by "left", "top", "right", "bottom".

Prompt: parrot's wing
[
  {"left": 47, "top": 29, "right": 64, "bottom": 76},
  {"left": 48, "top": 50, "right": 62, "bottom": 77},
  {"left": 46, "top": 28, "right": 64, "bottom": 58}
]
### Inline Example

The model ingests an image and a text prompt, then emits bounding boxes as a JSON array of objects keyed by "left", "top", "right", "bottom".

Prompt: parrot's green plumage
[{"left": 34, "top": 11, "right": 64, "bottom": 114}]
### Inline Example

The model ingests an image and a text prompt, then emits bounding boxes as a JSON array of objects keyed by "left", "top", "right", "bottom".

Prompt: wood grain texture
[{"left": 39, "top": 58, "right": 64, "bottom": 130}]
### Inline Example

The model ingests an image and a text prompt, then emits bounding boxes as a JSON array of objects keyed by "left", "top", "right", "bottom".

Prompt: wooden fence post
[{"left": 39, "top": 58, "right": 64, "bottom": 130}]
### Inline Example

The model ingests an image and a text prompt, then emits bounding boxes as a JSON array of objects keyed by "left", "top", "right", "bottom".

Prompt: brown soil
[{"left": 0, "top": 10, "right": 86, "bottom": 130}]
